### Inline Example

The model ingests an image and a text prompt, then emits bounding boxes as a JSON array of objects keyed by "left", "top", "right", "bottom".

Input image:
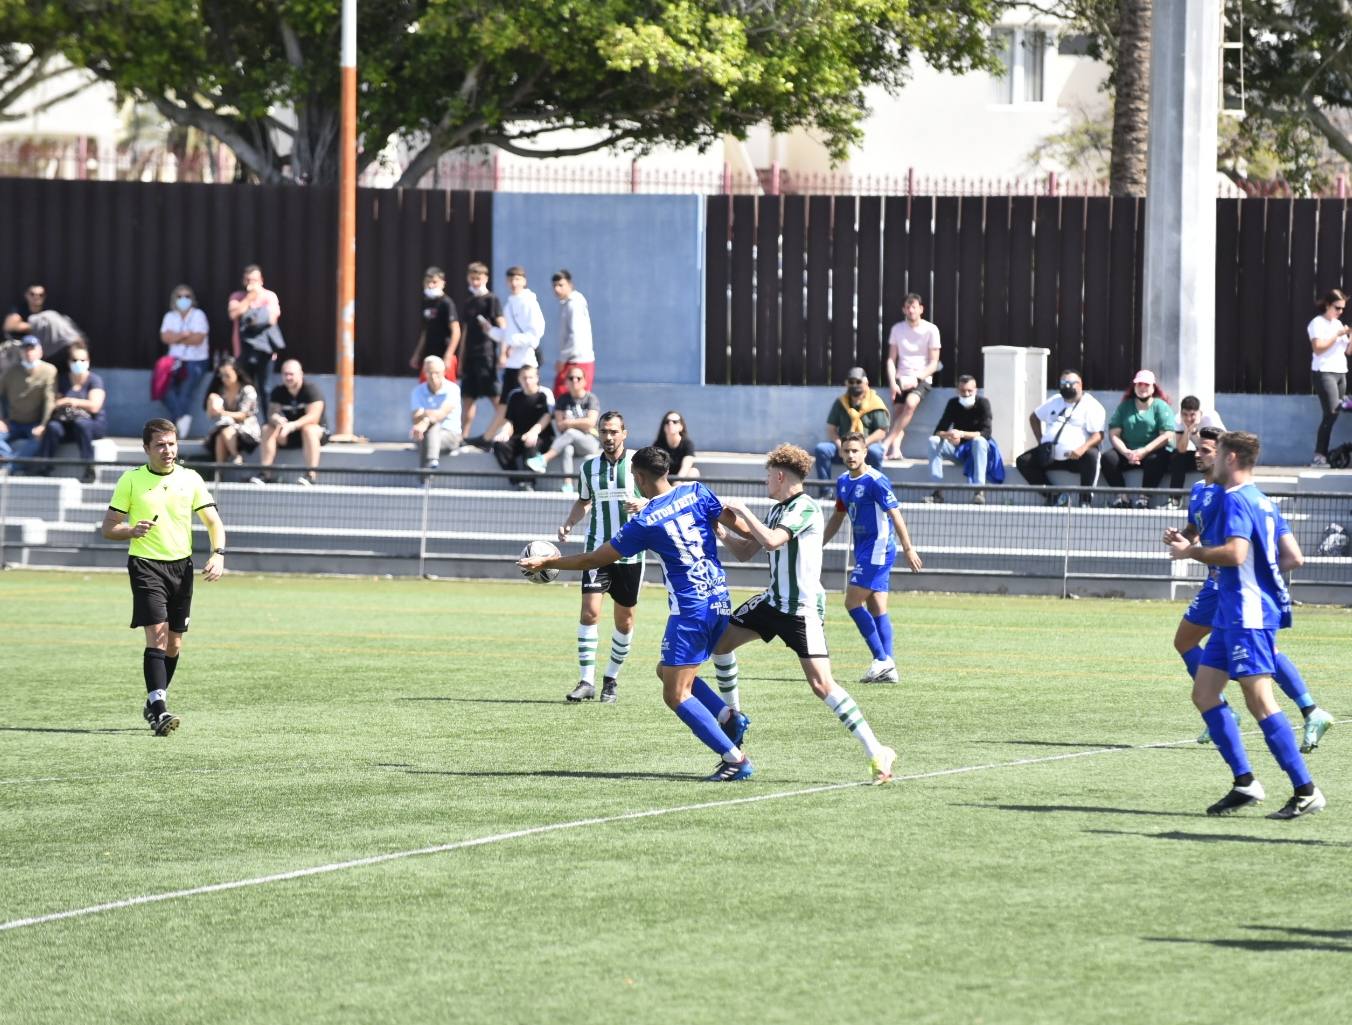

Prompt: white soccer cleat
[
  {"left": 870, "top": 746, "right": 897, "bottom": 785},
  {"left": 858, "top": 658, "right": 898, "bottom": 683}
]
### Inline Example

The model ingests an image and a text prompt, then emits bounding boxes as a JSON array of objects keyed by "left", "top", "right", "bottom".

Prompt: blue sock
[
  {"left": 675, "top": 698, "right": 735, "bottom": 758},
  {"left": 849, "top": 606, "right": 887, "bottom": 661},
  {"left": 872, "top": 613, "right": 894, "bottom": 659},
  {"left": 1180, "top": 646, "right": 1203, "bottom": 679},
  {"left": 690, "top": 677, "right": 728, "bottom": 719},
  {"left": 1258, "top": 711, "right": 1312, "bottom": 789},
  {"left": 1272, "top": 654, "right": 1315, "bottom": 712},
  {"left": 1201, "top": 704, "right": 1251, "bottom": 779}
]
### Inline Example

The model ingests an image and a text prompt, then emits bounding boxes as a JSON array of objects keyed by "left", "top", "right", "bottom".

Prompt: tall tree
[{"left": 1107, "top": 0, "right": 1150, "bottom": 195}]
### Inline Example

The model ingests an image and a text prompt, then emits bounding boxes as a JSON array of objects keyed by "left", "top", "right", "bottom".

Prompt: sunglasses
[
  {"left": 567, "top": 375, "right": 585, "bottom": 381},
  {"left": 664, "top": 418, "right": 682, "bottom": 425}
]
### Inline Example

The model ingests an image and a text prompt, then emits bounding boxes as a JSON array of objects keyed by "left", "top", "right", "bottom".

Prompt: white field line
[{"left": 0, "top": 730, "right": 1258, "bottom": 935}]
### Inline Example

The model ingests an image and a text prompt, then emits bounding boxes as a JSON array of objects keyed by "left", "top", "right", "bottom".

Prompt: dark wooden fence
[
  {"left": 0, "top": 179, "right": 491, "bottom": 377},
  {"left": 706, "top": 195, "right": 1352, "bottom": 394}
]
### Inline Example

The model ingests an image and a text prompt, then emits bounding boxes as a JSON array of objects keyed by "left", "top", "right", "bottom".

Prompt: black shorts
[
  {"left": 279, "top": 425, "right": 331, "bottom": 449},
  {"left": 501, "top": 367, "right": 523, "bottom": 397},
  {"left": 893, "top": 378, "right": 932, "bottom": 406},
  {"left": 580, "top": 562, "right": 644, "bottom": 608},
  {"left": 730, "top": 591, "right": 828, "bottom": 659},
  {"left": 128, "top": 556, "right": 195, "bottom": 632},
  {"left": 460, "top": 360, "right": 500, "bottom": 401}
]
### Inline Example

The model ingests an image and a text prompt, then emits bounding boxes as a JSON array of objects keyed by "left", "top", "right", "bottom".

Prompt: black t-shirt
[
  {"left": 421, "top": 295, "right": 457, "bottom": 354},
  {"left": 932, "top": 396, "right": 993, "bottom": 438},
  {"left": 459, "top": 292, "right": 504, "bottom": 368},
  {"left": 654, "top": 435, "right": 695, "bottom": 469},
  {"left": 505, "top": 387, "right": 554, "bottom": 444},
  {"left": 269, "top": 381, "right": 327, "bottom": 427},
  {"left": 6, "top": 301, "right": 33, "bottom": 340}
]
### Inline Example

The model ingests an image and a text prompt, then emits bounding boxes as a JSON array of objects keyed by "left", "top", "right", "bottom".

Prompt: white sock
[
  {"left": 714, "top": 652, "right": 740, "bottom": 711},
  {"left": 577, "top": 624, "right": 598, "bottom": 684},
  {"left": 824, "top": 687, "right": 882, "bottom": 758},
  {"left": 604, "top": 629, "right": 633, "bottom": 680}
]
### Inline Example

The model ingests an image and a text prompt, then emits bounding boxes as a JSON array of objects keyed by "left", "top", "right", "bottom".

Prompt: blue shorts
[
  {"left": 660, "top": 608, "right": 730, "bottom": 667},
  {"left": 1182, "top": 580, "right": 1219, "bottom": 627},
  {"left": 849, "top": 551, "right": 895, "bottom": 592},
  {"left": 1199, "top": 626, "right": 1278, "bottom": 679}
]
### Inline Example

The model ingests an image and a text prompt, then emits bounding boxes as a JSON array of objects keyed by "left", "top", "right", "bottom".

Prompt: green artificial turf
[{"left": 1, "top": 569, "right": 1349, "bottom": 1025}]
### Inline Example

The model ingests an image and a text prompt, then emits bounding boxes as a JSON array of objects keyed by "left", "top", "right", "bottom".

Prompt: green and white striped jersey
[
  {"left": 578, "top": 451, "right": 644, "bottom": 565},
  {"left": 763, "top": 491, "right": 825, "bottom": 616}
]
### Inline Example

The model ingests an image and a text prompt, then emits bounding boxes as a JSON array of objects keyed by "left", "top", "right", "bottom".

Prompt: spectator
[
  {"left": 1168, "top": 395, "right": 1226, "bottom": 496},
  {"left": 410, "top": 355, "right": 462, "bottom": 471},
  {"left": 250, "top": 359, "right": 328, "bottom": 486},
  {"left": 881, "top": 293, "right": 941, "bottom": 460},
  {"left": 488, "top": 365, "right": 554, "bottom": 490},
  {"left": 4, "top": 282, "right": 83, "bottom": 358},
  {"left": 1102, "top": 369, "right": 1174, "bottom": 508},
  {"left": 1309, "top": 287, "right": 1350, "bottom": 467},
  {"left": 458, "top": 261, "right": 505, "bottom": 442},
  {"left": 4, "top": 282, "right": 48, "bottom": 339},
  {"left": 227, "top": 264, "right": 283, "bottom": 400},
  {"left": 814, "top": 367, "right": 890, "bottom": 490},
  {"left": 159, "top": 284, "right": 211, "bottom": 439},
  {"left": 924, "top": 374, "right": 996, "bottom": 504},
  {"left": 33, "top": 342, "right": 106, "bottom": 482},
  {"left": 491, "top": 266, "right": 546, "bottom": 399},
  {"left": 407, "top": 266, "right": 460, "bottom": 378},
  {"left": 0, "top": 336, "right": 57, "bottom": 462},
  {"left": 652, "top": 409, "right": 699, "bottom": 479},
  {"left": 551, "top": 269, "right": 595, "bottom": 398},
  {"left": 527, "top": 366, "right": 598, "bottom": 482},
  {"left": 203, "top": 358, "right": 261, "bottom": 466},
  {"left": 1014, "top": 369, "right": 1106, "bottom": 506}
]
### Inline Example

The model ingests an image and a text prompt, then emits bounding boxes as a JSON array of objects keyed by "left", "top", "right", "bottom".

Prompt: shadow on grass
[
  {"left": 1245, "top": 925, "right": 1352, "bottom": 941},
  {"left": 396, "top": 697, "right": 565, "bottom": 706},
  {"left": 964, "top": 802, "right": 1198, "bottom": 819},
  {"left": 1086, "top": 828, "right": 1347, "bottom": 848},
  {"left": 404, "top": 768, "right": 709, "bottom": 782},
  {"left": 1145, "top": 931, "right": 1352, "bottom": 954},
  {"left": 0, "top": 725, "right": 144, "bottom": 735},
  {"left": 998, "top": 740, "right": 1139, "bottom": 750}
]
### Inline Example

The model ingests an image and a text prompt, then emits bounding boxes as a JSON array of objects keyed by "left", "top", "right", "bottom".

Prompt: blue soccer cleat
[
  {"left": 722, "top": 711, "right": 750, "bottom": 747},
  {"left": 705, "top": 757, "right": 754, "bottom": 782}
]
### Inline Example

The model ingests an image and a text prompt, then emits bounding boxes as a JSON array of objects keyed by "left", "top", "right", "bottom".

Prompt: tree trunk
[{"left": 1109, "top": 0, "right": 1151, "bottom": 196}]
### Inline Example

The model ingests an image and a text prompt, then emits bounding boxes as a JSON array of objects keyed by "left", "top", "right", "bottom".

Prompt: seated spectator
[
  {"left": 33, "top": 343, "right": 106, "bottom": 482},
  {"left": 1014, "top": 369, "right": 1106, "bottom": 505},
  {"left": 4, "top": 283, "right": 83, "bottom": 359},
  {"left": 0, "top": 336, "right": 57, "bottom": 462},
  {"left": 250, "top": 359, "right": 328, "bottom": 486},
  {"left": 410, "top": 355, "right": 462, "bottom": 470},
  {"left": 1102, "top": 369, "right": 1174, "bottom": 508},
  {"left": 652, "top": 409, "right": 699, "bottom": 479},
  {"left": 203, "top": 358, "right": 261, "bottom": 465},
  {"left": 1168, "top": 395, "right": 1226, "bottom": 496},
  {"left": 159, "top": 284, "right": 211, "bottom": 440},
  {"left": 527, "top": 367, "right": 598, "bottom": 481},
  {"left": 924, "top": 374, "right": 1000, "bottom": 504},
  {"left": 814, "top": 367, "right": 889, "bottom": 491},
  {"left": 486, "top": 365, "right": 554, "bottom": 490},
  {"left": 4, "top": 283, "right": 48, "bottom": 339}
]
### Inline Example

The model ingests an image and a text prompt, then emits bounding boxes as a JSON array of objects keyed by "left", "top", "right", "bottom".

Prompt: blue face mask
[
  {"left": 176, "top": 296, "right": 193, "bottom": 312},
  {"left": 69, "top": 360, "right": 89, "bottom": 374},
  {"left": 20, "top": 358, "right": 37, "bottom": 370}
]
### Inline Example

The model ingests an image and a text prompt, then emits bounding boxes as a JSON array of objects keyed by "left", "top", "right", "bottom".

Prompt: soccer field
[{"left": 1, "top": 570, "right": 1349, "bottom": 1025}]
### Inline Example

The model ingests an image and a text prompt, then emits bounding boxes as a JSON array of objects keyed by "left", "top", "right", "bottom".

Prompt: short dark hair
[
  {"left": 1219, "top": 430, "right": 1261, "bottom": 469},
  {"left": 957, "top": 374, "right": 976, "bottom": 387},
  {"left": 552, "top": 269, "right": 573, "bottom": 284},
  {"left": 631, "top": 445, "right": 671, "bottom": 479},
  {"left": 1197, "top": 426, "right": 1223, "bottom": 442},
  {"left": 1059, "top": 368, "right": 1081, "bottom": 380},
  {"left": 423, "top": 266, "right": 444, "bottom": 280},
  {"left": 599, "top": 410, "right": 625, "bottom": 428},
  {"left": 506, "top": 265, "right": 526, "bottom": 278},
  {"left": 142, "top": 417, "right": 177, "bottom": 445},
  {"left": 242, "top": 263, "right": 262, "bottom": 278},
  {"left": 1180, "top": 395, "right": 1201, "bottom": 412},
  {"left": 467, "top": 261, "right": 489, "bottom": 276},
  {"left": 840, "top": 431, "right": 868, "bottom": 447},
  {"left": 903, "top": 292, "right": 924, "bottom": 307}
]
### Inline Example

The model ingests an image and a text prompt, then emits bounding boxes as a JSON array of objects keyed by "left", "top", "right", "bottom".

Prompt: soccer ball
[{"left": 520, "top": 540, "right": 561, "bottom": 584}]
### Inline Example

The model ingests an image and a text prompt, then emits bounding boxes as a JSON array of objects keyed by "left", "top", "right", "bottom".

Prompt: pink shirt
[{"left": 888, "top": 319, "right": 941, "bottom": 378}]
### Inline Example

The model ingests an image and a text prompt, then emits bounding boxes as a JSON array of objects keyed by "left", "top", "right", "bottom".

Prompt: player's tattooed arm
[{"left": 522, "top": 541, "right": 619, "bottom": 573}]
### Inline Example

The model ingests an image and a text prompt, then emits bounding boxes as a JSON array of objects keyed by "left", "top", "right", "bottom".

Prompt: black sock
[
  {"left": 1295, "top": 782, "right": 1315, "bottom": 798},
  {"left": 144, "top": 648, "right": 168, "bottom": 716},
  {"left": 1300, "top": 705, "right": 1314, "bottom": 721},
  {"left": 1234, "top": 772, "right": 1255, "bottom": 788},
  {"left": 165, "top": 655, "right": 179, "bottom": 687}
]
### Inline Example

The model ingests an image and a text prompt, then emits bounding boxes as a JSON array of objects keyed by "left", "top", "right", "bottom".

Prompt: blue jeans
[
  {"left": 929, "top": 435, "right": 988, "bottom": 485},
  {"left": 37, "top": 416, "right": 106, "bottom": 463},
  {"left": 162, "top": 359, "right": 210, "bottom": 423},
  {"left": 814, "top": 440, "right": 884, "bottom": 485},
  {"left": 0, "top": 420, "right": 41, "bottom": 465}
]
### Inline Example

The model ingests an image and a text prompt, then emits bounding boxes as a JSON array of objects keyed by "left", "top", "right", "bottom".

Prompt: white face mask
[
  {"left": 424, "top": 286, "right": 443, "bottom": 299},
  {"left": 175, "top": 296, "right": 193, "bottom": 312},
  {"left": 468, "top": 284, "right": 487, "bottom": 297},
  {"left": 20, "top": 358, "right": 37, "bottom": 370},
  {"left": 958, "top": 395, "right": 976, "bottom": 408},
  {"left": 69, "top": 360, "right": 89, "bottom": 374}
]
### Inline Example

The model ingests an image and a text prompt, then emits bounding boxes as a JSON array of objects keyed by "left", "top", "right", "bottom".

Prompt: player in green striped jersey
[
  {"left": 555, "top": 411, "right": 645, "bottom": 703},
  {"left": 716, "top": 444, "right": 896, "bottom": 783}
]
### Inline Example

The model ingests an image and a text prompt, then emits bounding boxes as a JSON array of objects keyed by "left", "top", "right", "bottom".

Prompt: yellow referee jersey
[{"left": 109, "top": 464, "right": 215, "bottom": 561}]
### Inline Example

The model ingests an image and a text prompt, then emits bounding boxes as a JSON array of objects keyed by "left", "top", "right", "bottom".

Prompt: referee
[{"left": 100, "top": 418, "right": 226, "bottom": 735}]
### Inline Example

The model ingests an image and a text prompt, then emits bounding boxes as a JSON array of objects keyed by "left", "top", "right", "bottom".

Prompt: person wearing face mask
[
  {"left": 457, "top": 260, "right": 506, "bottom": 444},
  {"left": 34, "top": 343, "right": 106, "bottom": 482},
  {"left": 813, "top": 367, "right": 890, "bottom": 492},
  {"left": 159, "top": 284, "right": 211, "bottom": 440},
  {"left": 0, "top": 335, "right": 57, "bottom": 462},
  {"left": 1014, "top": 369, "right": 1107, "bottom": 505},
  {"left": 1102, "top": 369, "right": 1175, "bottom": 508},
  {"left": 408, "top": 266, "right": 461, "bottom": 378},
  {"left": 924, "top": 374, "right": 998, "bottom": 504}
]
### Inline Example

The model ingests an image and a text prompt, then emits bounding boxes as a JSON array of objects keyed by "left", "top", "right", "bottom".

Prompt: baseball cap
[
  {"left": 1132, "top": 369, "right": 1156, "bottom": 385},
  {"left": 19, "top": 335, "right": 39, "bottom": 348}
]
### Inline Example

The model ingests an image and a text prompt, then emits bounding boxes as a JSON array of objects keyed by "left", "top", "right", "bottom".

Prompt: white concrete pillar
[{"left": 982, "top": 345, "right": 1050, "bottom": 461}]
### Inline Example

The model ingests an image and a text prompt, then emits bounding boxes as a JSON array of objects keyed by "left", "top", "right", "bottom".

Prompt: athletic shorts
[
  {"left": 581, "top": 562, "right": 643, "bottom": 608},
  {"left": 459, "top": 359, "right": 500, "bottom": 401},
  {"left": 731, "top": 591, "right": 828, "bottom": 659},
  {"left": 894, "top": 378, "right": 932, "bottom": 406},
  {"left": 1199, "top": 625, "right": 1278, "bottom": 679},
  {"left": 278, "top": 425, "right": 331, "bottom": 449},
  {"left": 849, "top": 550, "right": 895, "bottom": 592},
  {"left": 1182, "top": 579, "right": 1219, "bottom": 627},
  {"left": 128, "top": 556, "right": 194, "bottom": 632},
  {"left": 659, "top": 606, "right": 730, "bottom": 667}
]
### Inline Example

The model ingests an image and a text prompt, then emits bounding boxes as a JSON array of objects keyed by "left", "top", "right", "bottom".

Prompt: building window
[{"left": 992, "top": 27, "right": 1049, "bottom": 104}]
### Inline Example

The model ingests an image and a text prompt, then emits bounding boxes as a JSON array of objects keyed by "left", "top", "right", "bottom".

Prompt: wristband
[{"left": 213, "top": 548, "right": 226, "bottom": 555}]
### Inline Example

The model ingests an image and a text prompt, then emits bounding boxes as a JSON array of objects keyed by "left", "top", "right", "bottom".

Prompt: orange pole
[{"left": 334, "top": 4, "right": 357, "bottom": 439}]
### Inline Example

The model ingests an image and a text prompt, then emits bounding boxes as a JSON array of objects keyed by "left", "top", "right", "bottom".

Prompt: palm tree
[{"left": 1108, "top": 0, "right": 1151, "bottom": 195}]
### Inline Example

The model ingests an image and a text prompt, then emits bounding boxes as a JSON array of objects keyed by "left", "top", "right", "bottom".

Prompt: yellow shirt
[{"left": 109, "top": 464, "right": 215, "bottom": 561}]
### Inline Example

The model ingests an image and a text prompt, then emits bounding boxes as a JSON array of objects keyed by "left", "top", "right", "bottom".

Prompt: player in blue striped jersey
[{"left": 1167, "top": 432, "right": 1326, "bottom": 818}]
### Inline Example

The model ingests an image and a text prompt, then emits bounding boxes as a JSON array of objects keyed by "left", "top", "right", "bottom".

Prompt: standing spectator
[
  {"left": 813, "top": 367, "right": 890, "bottom": 490},
  {"left": 1168, "top": 395, "right": 1226, "bottom": 496},
  {"left": 1309, "top": 288, "right": 1350, "bottom": 466},
  {"left": 4, "top": 282, "right": 83, "bottom": 359},
  {"left": 410, "top": 355, "right": 462, "bottom": 471},
  {"left": 1102, "top": 369, "right": 1174, "bottom": 508},
  {"left": 488, "top": 365, "right": 554, "bottom": 489},
  {"left": 458, "top": 261, "right": 506, "bottom": 443},
  {"left": 203, "top": 358, "right": 261, "bottom": 466},
  {"left": 33, "top": 343, "right": 106, "bottom": 482},
  {"left": 881, "top": 293, "right": 941, "bottom": 460},
  {"left": 1014, "top": 369, "right": 1106, "bottom": 505},
  {"left": 0, "top": 336, "right": 57, "bottom": 461},
  {"left": 528, "top": 367, "right": 599, "bottom": 481},
  {"left": 408, "top": 266, "right": 460, "bottom": 378},
  {"left": 653, "top": 410, "right": 700, "bottom": 479},
  {"left": 552, "top": 269, "right": 595, "bottom": 397},
  {"left": 4, "top": 282, "right": 48, "bottom": 339},
  {"left": 924, "top": 374, "right": 996, "bottom": 504},
  {"left": 250, "top": 359, "right": 328, "bottom": 486},
  {"left": 159, "top": 284, "right": 211, "bottom": 440},
  {"left": 227, "top": 264, "right": 283, "bottom": 400},
  {"left": 491, "top": 266, "right": 546, "bottom": 398}
]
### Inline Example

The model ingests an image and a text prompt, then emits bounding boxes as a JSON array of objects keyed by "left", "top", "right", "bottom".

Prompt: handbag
[
  {"left": 151, "top": 355, "right": 177, "bottom": 400},
  {"left": 1036, "top": 399, "right": 1081, "bottom": 468}
]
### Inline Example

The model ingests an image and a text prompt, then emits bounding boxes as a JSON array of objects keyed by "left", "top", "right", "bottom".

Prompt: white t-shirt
[
  {"left": 495, "top": 289, "right": 546, "bottom": 370},
  {"left": 888, "top": 319, "right": 941, "bottom": 379},
  {"left": 159, "top": 308, "right": 210, "bottom": 362},
  {"left": 1172, "top": 409, "right": 1226, "bottom": 452},
  {"left": 1309, "top": 315, "right": 1349, "bottom": 373},
  {"left": 1034, "top": 393, "right": 1107, "bottom": 460}
]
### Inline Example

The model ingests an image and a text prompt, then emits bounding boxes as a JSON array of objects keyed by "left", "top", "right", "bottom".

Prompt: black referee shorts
[
  {"left": 730, "top": 591, "right": 828, "bottom": 659},
  {"left": 128, "top": 556, "right": 195, "bottom": 632},
  {"left": 580, "top": 562, "right": 644, "bottom": 608}
]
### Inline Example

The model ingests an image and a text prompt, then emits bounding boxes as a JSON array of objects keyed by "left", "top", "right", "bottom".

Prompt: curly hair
[{"left": 766, "top": 443, "right": 813, "bottom": 480}]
